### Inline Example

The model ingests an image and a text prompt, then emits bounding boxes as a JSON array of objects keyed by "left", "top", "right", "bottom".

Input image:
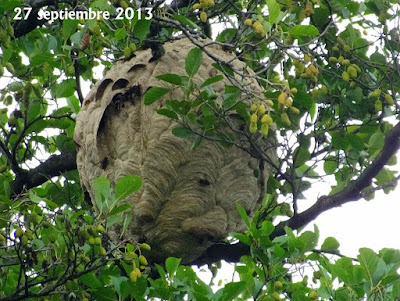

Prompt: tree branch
[
  {"left": 194, "top": 122, "right": 400, "bottom": 265},
  {"left": 10, "top": 150, "right": 77, "bottom": 197}
]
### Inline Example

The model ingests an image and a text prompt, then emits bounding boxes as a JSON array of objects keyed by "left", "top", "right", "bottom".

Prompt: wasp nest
[{"left": 74, "top": 38, "right": 275, "bottom": 263}]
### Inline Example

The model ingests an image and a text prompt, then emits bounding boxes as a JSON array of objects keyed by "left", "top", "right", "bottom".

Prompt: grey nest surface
[{"left": 74, "top": 38, "right": 275, "bottom": 263}]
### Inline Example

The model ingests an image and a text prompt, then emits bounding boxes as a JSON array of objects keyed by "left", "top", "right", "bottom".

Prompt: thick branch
[
  {"left": 10, "top": 150, "right": 77, "bottom": 196},
  {"left": 194, "top": 122, "right": 400, "bottom": 265}
]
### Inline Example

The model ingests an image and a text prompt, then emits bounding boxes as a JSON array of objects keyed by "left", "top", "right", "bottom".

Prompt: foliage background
[{"left": 0, "top": 0, "right": 400, "bottom": 300}]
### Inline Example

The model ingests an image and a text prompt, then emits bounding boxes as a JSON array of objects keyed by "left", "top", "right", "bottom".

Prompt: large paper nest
[{"left": 74, "top": 38, "right": 275, "bottom": 263}]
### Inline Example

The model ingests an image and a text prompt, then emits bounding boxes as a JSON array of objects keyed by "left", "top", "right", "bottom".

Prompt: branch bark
[{"left": 10, "top": 150, "right": 77, "bottom": 197}]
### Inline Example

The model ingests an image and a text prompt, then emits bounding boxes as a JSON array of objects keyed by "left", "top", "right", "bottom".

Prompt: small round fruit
[
  {"left": 139, "top": 255, "right": 148, "bottom": 266},
  {"left": 193, "top": 3, "right": 201, "bottom": 9},
  {"left": 250, "top": 113, "right": 258, "bottom": 123},
  {"left": 343, "top": 44, "right": 351, "bottom": 52},
  {"left": 244, "top": 19, "right": 253, "bottom": 26},
  {"left": 200, "top": 11, "right": 207, "bottom": 22},
  {"left": 261, "top": 123, "right": 269, "bottom": 136},
  {"left": 271, "top": 292, "right": 281, "bottom": 300},
  {"left": 141, "top": 243, "right": 151, "bottom": 251},
  {"left": 274, "top": 280, "right": 283, "bottom": 290},
  {"left": 309, "top": 290, "right": 318, "bottom": 299},
  {"left": 249, "top": 122, "right": 257, "bottom": 133},
  {"left": 94, "top": 237, "right": 102, "bottom": 245},
  {"left": 99, "top": 247, "right": 107, "bottom": 256},
  {"left": 96, "top": 224, "right": 105, "bottom": 233},
  {"left": 257, "top": 104, "right": 266, "bottom": 115},
  {"left": 385, "top": 93, "right": 394, "bottom": 105},
  {"left": 290, "top": 87, "right": 298, "bottom": 94},
  {"left": 261, "top": 114, "right": 273, "bottom": 125},
  {"left": 129, "top": 270, "right": 138, "bottom": 282},
  {"left": 21, "top": 235, "right": 29, "bottom": 244},
  {"left": 15, "top": 228, "right": 23, "bottom": 238},
  {"left": 342, "top": 71, "right": 350, "bottom": 82}
]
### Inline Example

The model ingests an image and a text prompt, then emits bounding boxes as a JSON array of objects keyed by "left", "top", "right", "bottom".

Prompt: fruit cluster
[
  {"left": 125, "top": 243, "right": 151, "bottom": 283},
  {"left": 192, "top": 0, "right": 215, "bottom": 23},
  {"left": 249, "top": 102, "right": 273, "bottom": 136},
  {"left": 244, "top": 19, "right": 266, "bottom": 37}
]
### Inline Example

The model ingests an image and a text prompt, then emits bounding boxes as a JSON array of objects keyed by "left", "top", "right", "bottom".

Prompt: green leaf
[
  {"left": 62, "top": 19, "right": 79, "bottom": 39},
  {"left": 200, "top": 75, "right": 223, "bottom": 88},
  {"left": 114, "top": 28, "right": 127, "bottom": 41},
  {"left": 358, "top": 248, "right": 380, "bottom": 281},
  {"left": 110, "top": 204, "right": 132, "bottom": 216},
  {"left": 27, "top": 101, "right": 41, "bottom": 122},
  {"left": 144, "top": 87, "right": 170, "bottom": 105},
  {"left": 79, "top": 272, "right": 103, "bottom": 288},
  {"left": 289, "top": 25, "right": 319, "bottom": 36},
  {"left": 67, "top": 95, "right": 81, "bottom": 114},
  {"left": 172, "top": 127, "right": 193, "bottom": 138},
  {"left": 266, "top": 0, "right": 281, "bottom": 25},
  {"left": 172, "top": 14, "right": 200, "bottom": 29},
  {"left": 185, "top": 47, "right": 203, "bottom": 77},
  {"left": 94, "top": 176, "right": 111, "bottom": 201},
  {"left": 52, "top": 79, "right": 76, "bottom": 98},
  {"left": 133, "top": 19, "right": 151, "bottom": 41},
  {"left": 165, "top": 257, "right": 181, "bottom": 276},
  {"left": 218, "top": 281, "right": 247, "bottom": 301},
  {"left": 324, "top": 160, "right": 338, "bottom": 175},
  {"left": 156, "top": 73, "right": 182, "bottom": 85},
  {"left": 232, "top": 233, "right": 252, "bottom": 246},
  {"left": 115, "top": 175, "right": 142, "bottom": 200},
  {"left": 157, "top": 108, "right": 179, "bottom": 120},
  {"left": 236, "top": 203, "right": 250, "bottom": 228},
  {"left": 30, "top": 53, "right": 54, "bottom": 67},
  {"left": 321, "top": 237, "right": 340, "bottom": 251}
]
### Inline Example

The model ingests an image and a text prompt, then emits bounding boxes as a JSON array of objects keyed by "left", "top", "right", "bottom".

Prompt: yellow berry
[
  {"left": 129, "top": 270, "right": 138, "bottom": 282},
  {"left": 271, "top": 292, "right": 281, "bottom": 300},
  {"left": 94, "top": 237, "right": 102, "bottom": 245},
  {"left": 304, "top": 54, "right": 311, "bottom": 63},
  {"left": 200, "top": 11, "right": 207, "bottom": 22},
  {"left": 343, "top": 44, "right": 351, "bottom": 52},
  {"left": 385, "top": 93, "right": 394, "bottom": 105},
  {"left": 257, "top": 104, "right": 266, "bottom": 115},
  {"left": 370, "top": 89, "right": 381, "bottom": 98},
  {"left": 96, "top": 224, "right": 105, "bottom": 233},
  {"left": 337, "top": 56, "right": 344, "bottom": 64},
  {"left": 249, "top": 122, "right": 257, "bottom": 133},
  {"left": 261, "top": 114, "right": 273, "bottom": 125},
  {"left": 88, "top": 236, "right": 95, "bottom": 245},
  {"left": 290, "top": 107, "right": 300, "bottom": 114},
  {"left": 375, "top": 100, "right": 383, "bottom": 111},
  {"left": 266, "top": 99, "right": 274, "bottom": 107},
  {"left": 120, "top": 0, "right": 129, "bottom": 9},
  {"left": 347, "top": 66, "right": 357, "bottom": 78},
  {"left": 341, "top": 59, "right": 350, "bottom": 66},
  {"left": 290, "top": 87, "right": 298, "bottom": 94},
  {"left": 244, "top": 19, "right": 253, "bottom": 26},
  {"left": 261, "top": 123, "right": 269, "bottom": 136},
  {"left": 141, "top": 243, "right": 151, "bottom": 251},
  {"left": 250, "top": 113, "right": 258, "bottom": 123},
  {"left": 123, "top": 47, "right": 131, "bottom": 58},
  {"left": 350, "top": 81, "right": 357, "bottom": 88},
  {"left": 129, "top": 43, "right": 137, "bottom": 52},
  {"left": 342, "top": 71, "right": 350, "bottom": 82},
  {"left": 99, "top": 247, "right": 107, "bottom": 256},
  {"left": 308, "top": 64, "right": 319, "bottom": 75},
  {"left": 193, "top": 3, "right": 201, "bottom": 9},
  {"left": 251, "top": 103, "right": 258, "bottom": 112},
  {"left": 278, "top": 92, "right": 287, "bottom": 105},
  {"left": 332, "top": 45, "right": 339, "bottom": 52},
  {"left": 329, "top": 56, "right": 338, "bottom": 63},
  {"left": 139, "top": 255, "right": 148, "bottom": 266}
]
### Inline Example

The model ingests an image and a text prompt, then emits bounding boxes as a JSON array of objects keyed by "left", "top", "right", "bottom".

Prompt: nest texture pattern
[{"left": 74, "top": 38, "right": 274, "bottom": 263}]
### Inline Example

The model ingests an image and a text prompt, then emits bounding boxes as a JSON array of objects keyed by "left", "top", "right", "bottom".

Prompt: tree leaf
[
  {"left": 185, "top": 47, "right": 203, "bottom": 77},
  {"left": 133, "top": 19, "right": 151, "bottom": 41},
  {"left": 165, "top": 257, "right": 181, "bottom": 276},
  {"left": 172, "top": 14, "right": 200, "bottom": 29},
  {"left": 172, "top": 127, "right": 193, "bottom": 138},
  {"left": 200, "top": 75, "right": 223, "bottom": 88},
  {"left": 156, "top": 73, "right": 182, "bottom": 85},
  {"left": 289, "top": 25, "right": 319, "bottom": 36},
  {"left": 144, "top": 87, "right": 170, "bottom": 105},
  {"left": 266, "top": 0, "right": 281, "bottom": 25},
  {"left": 115, "top": 175, "right": 142, "bottom": 200},
  {"left": 114, "top": 28, "right": 127, "bottom": 41},
  {"left": 321, "top": 237, "right": 340, "bottom": 251}
]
